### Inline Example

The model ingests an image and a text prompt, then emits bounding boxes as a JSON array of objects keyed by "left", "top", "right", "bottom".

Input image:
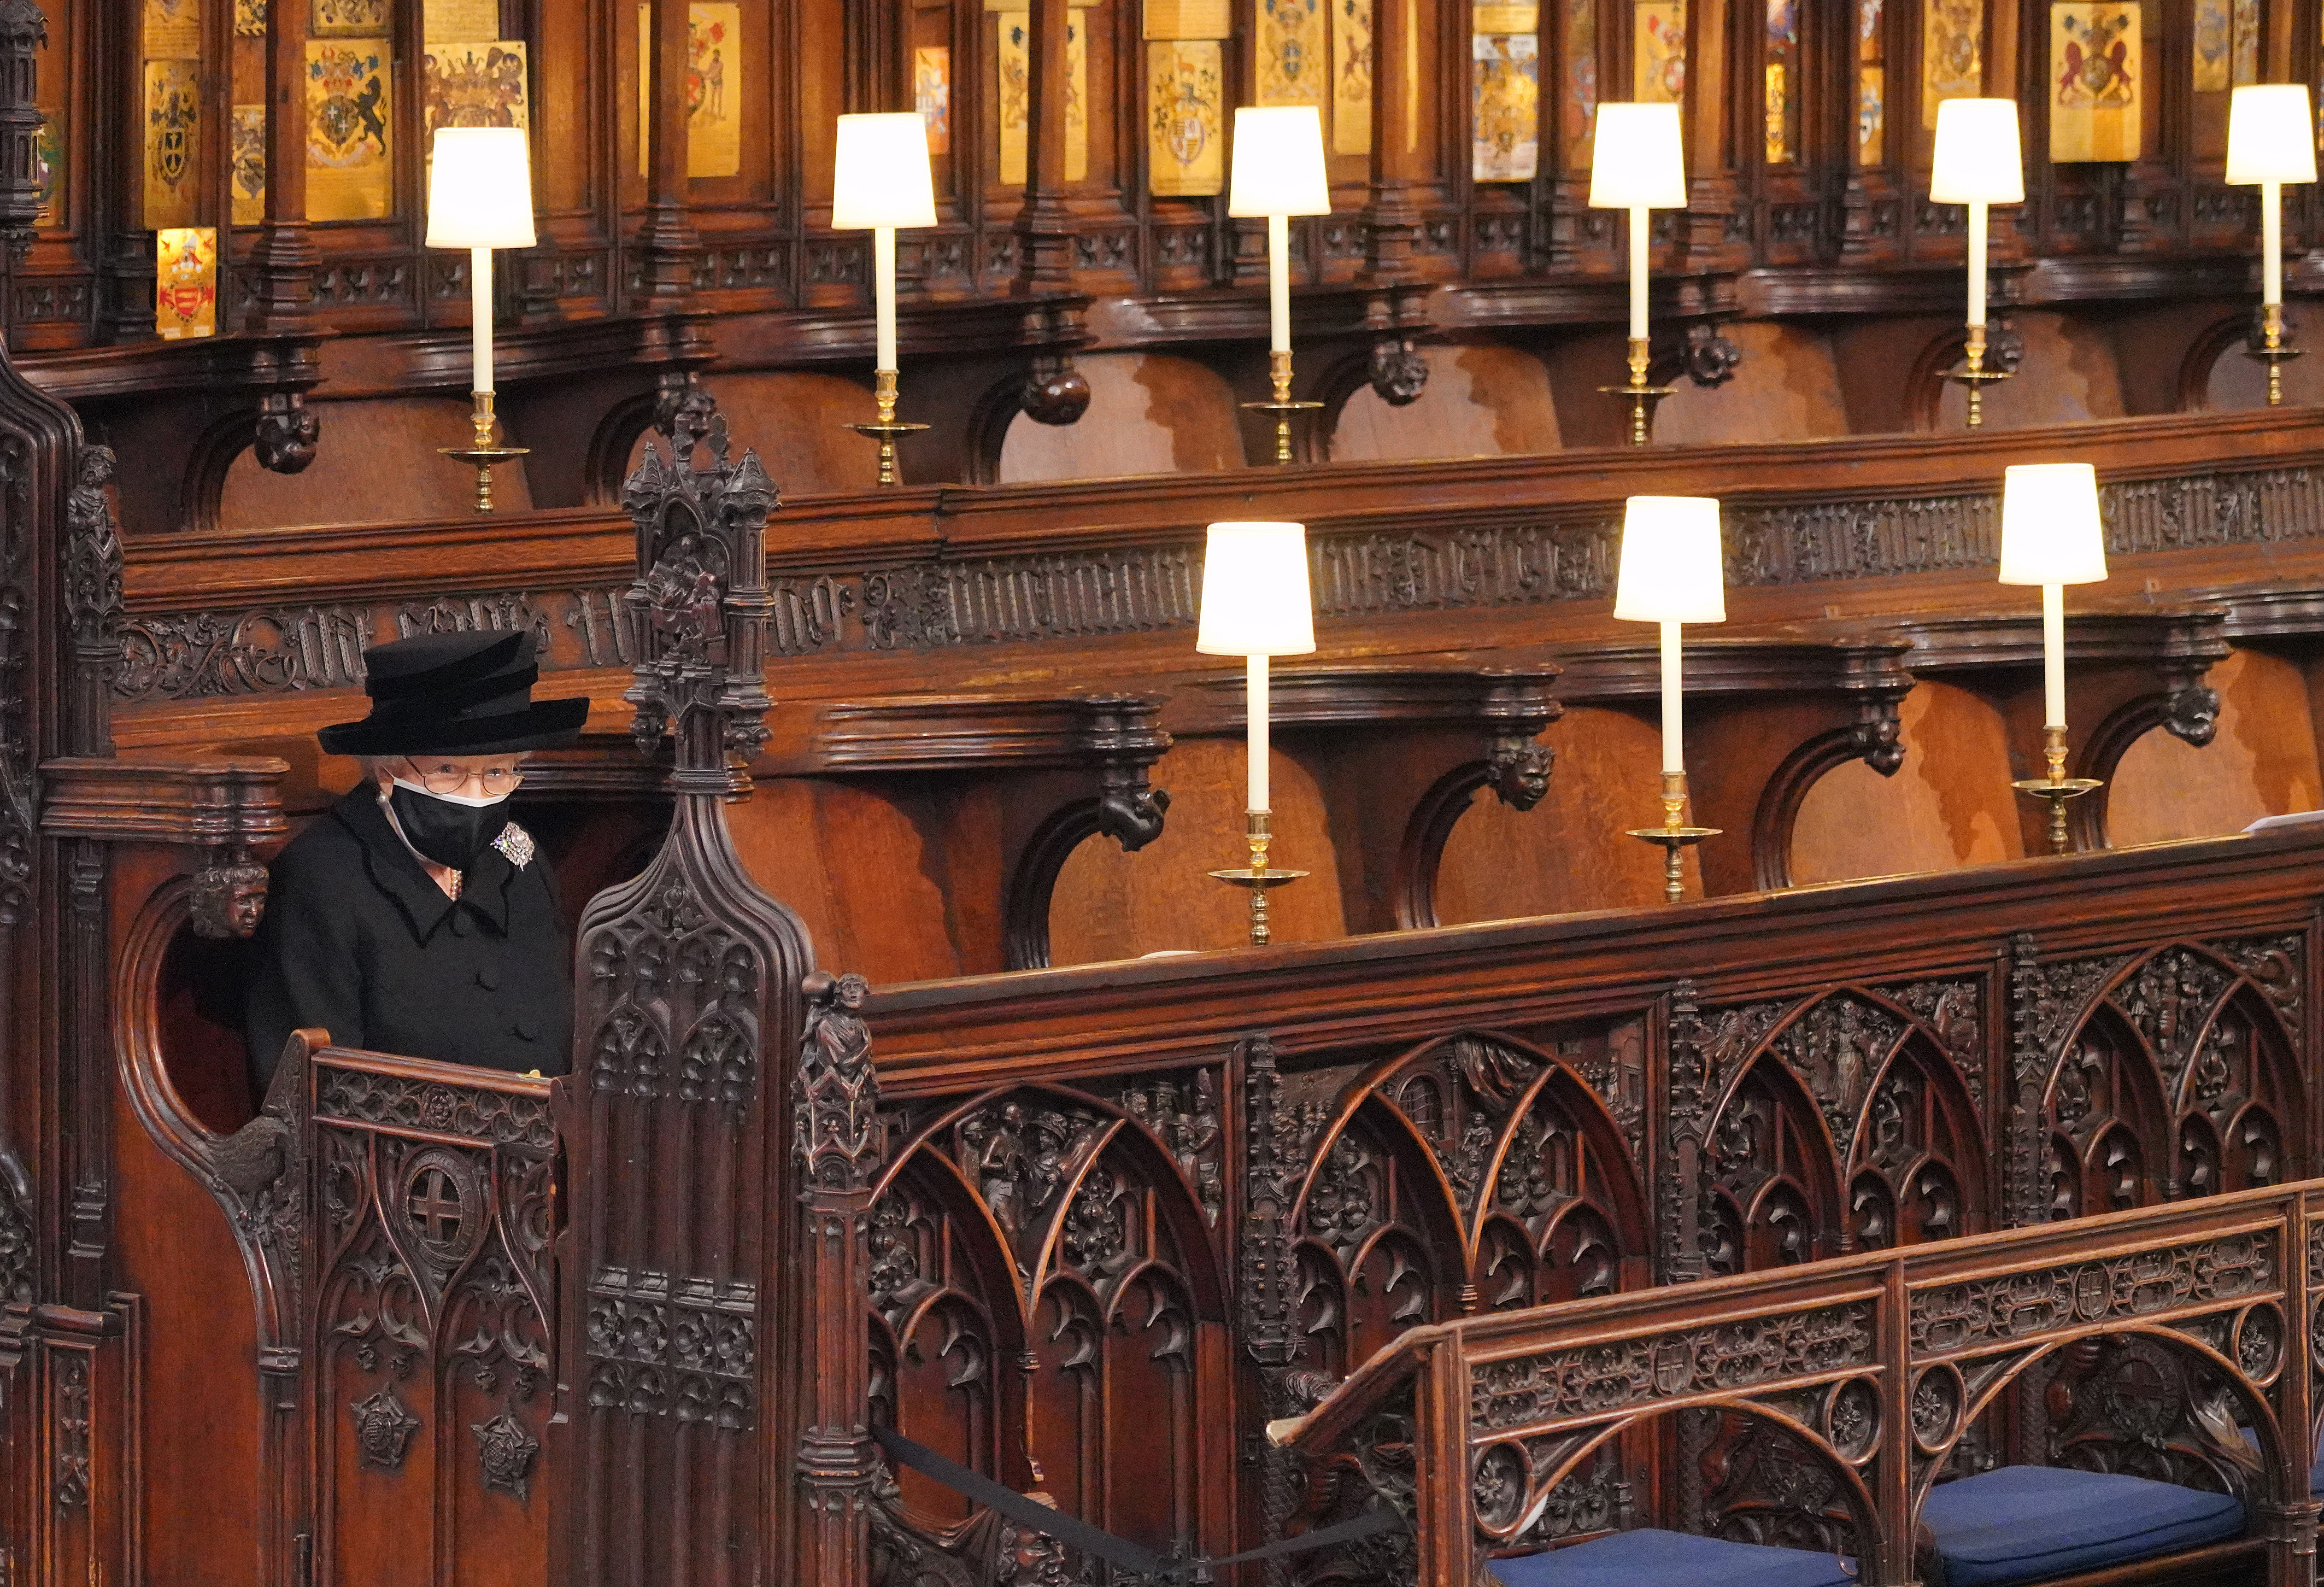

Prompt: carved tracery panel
[
  {"left": 868, "top": 1077, "right": 1232, "bottom": 1573},
  {"left": 306, "top": 1055, "right": 555, "bottom": 1587},
  {"left": 2022, "top": 942, "right": 2305, "bottom": 1223},
  {"left": 1693, "top": 987, "right": 1987, "bottom": 1275},
  {"left": 1289, "top": 1032, "right": 1648, "bottom": 1375}
]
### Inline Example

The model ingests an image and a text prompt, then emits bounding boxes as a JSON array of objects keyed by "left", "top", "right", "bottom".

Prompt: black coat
[{"left": 245, "top": 786, "right": 573, "bottom": 1085}]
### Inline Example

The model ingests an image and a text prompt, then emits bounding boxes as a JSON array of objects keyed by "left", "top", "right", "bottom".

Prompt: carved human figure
[{"left": 191, "top": 859, "right": 269, "bottom": 940}]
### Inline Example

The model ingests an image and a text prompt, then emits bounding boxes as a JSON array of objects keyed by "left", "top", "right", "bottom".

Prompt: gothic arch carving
[
  {"left": 870, "top": 1078, "right": 1231, "bottom": 1558},
  {"left": 2030, "top": 943, "right": 2305, "bottom": 1221}
]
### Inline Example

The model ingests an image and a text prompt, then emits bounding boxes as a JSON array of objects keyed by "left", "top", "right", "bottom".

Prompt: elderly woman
[{"left": 245, "top": 629, "right": 589, "bottom": 1086}]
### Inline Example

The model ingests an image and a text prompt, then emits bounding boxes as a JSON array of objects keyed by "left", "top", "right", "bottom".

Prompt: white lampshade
[
  {"left": 2228, "top": 85, "right": 2319, "bottom": 185},
  {"left": 1929, "top": 99, "right": 2024, "bottom": 204},
  {"left": 426, "top": 128, "right": 536, "bottom": 249},
  {"left": 1196, "top": 522, "right": 1317, "bottom": 655},
  {"left": 1613, "top": 497, "right": 1726, "bottom": 623},
  {"left": 1588, "top": 103, "right": 1687, "bottom": 209},
  {"left": 1999, "top": 464, "right": 2109, "bottom": 585},
  {"left": 1228, "top": 107, "right": 1331, "bottom": 218},
  {"left": 832, "top": 112, "right": 939, "bottom": 229}
]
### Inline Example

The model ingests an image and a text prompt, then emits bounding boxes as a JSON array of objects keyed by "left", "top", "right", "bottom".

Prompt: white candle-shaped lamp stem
[
  {"left": 1615, "top": 496, "right": 1726, "bottom": 781},
  {"left": 1267, "top": 214, "right": 1291, "bottom": 354},
  {"left": 470, "top": 245, "right": 494, "bottom": 396},
  {"left": 1247, "top": 653, "right": 1271, "bottom": 810},
  {"left": 2039, "top": 582, "right": 2065, "bottom": 728},
  {"left": 1966, "top": 200, "right": 1987, "bottom": 329},
  {"left": 1628, "top": 206, "right": 1650, "bottom": 342},
  {"left": 873, "top": 225, "right": 899, "bottom": 370},
  {"left": 2264, "top": 181, "right": 2285, "bottom": 306},
  {"left": 1658, "top": 620, "right": 1683, "bottom": 775}
]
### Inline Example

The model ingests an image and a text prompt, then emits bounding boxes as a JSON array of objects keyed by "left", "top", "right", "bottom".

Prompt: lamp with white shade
[
  {"left": 1613, "top": 495, "right": 1725, "bottom": 902},
  {"left": 1588, "top": 103, "right": 1687, "bottom": 445},
  {"left": 1929, "top": 98, "right": 2024, "bottom": 429},
  {"left": 1197, "top": 521, "right": 1316, "bottom": 944},
  {"left": 2227, "top": 84, "right": 2317, "bottom": 406},
  {"left": 2000, "top": 462, "right": 2109, "bottom": 853},
  {"left": 426, "top": 127, "right": 536, "bottom": 513},
  {"left": 1228, "top": 107, "right": 1331, "bottom": 464},
  {"left": 832, "top": 112, "right": 940, "bottom": 486}
]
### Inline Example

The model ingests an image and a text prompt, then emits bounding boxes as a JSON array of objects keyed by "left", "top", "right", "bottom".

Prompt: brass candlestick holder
[
  {"left": 1597, "top": 337, "right": 1675, "bottom": 447},
  {"left": 439, "top": 393, "right": 529, "bottom": 514},
  {"left": 1623, "top": 771, "right": 1718, "bottom": 905},
  {"left": 1945, "top": 324, "right": 2014, "bottom": 429},
  {"left": 2010, "top": 725, "right": 2102, "bottom": 857},
  {"left": 2247, "top": 303, "right": 2302, "bottom": 408},
  {"left": 1240, "top": 350, "right": 1325, "bottom": 465},
  {"left": 1208, "top": 810, "right": 1307, "bottom": 946},
  {"left": 846, "top": 368, "right": 930, "bottom": 488}
]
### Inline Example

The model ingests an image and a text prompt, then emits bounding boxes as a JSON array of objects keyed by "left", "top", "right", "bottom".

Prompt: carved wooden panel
[
  {"left": 866, "top": 1072, "right": 1234, "bottom": 1576},
  {"left": 304, "top": 1052, "right": 554, "bottom": 1587},
  {"left": 1685, "top": 985, "right": 1989, "bottom": 1277},
  {"left": 2010, "top": 936, "right": 2307, "bottom": 1227}
]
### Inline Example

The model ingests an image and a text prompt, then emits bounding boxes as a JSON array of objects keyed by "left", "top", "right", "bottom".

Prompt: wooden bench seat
[{"left": 1489, "top": 1467, "right": 2256, "bottom": 1587}]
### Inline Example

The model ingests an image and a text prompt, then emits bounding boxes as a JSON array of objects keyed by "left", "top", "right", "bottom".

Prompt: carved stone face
[{"left": 190, "top": 861, "right": 269, "bottom": 940}]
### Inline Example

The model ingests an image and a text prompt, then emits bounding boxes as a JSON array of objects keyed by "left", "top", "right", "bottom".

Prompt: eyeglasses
[{"left": 403, "top": 759, "right": 524, "bottom": 797}]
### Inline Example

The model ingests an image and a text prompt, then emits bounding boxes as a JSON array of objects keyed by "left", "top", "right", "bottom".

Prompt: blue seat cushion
[
  {"left": 1490, "top": 1527, "right": 1858, "bottom": 1587},
  {"left": 1919, "top": 1466, "right": 2244, "bottom": 1587}
]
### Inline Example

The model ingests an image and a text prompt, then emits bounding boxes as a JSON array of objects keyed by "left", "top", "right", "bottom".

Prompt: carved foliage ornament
[{"left": 1468, "top": 1301, "right": 1876, "bottom": 1434}]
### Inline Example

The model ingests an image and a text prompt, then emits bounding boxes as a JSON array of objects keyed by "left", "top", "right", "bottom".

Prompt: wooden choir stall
[
  {"left": 21, "top": 0, "right": 2324, "bottom": 1573},
  {"left": 0, "top": 352, "right": 2316, "bottom": 1587}
]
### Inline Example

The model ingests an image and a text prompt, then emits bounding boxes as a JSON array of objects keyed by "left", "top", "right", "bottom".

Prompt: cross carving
[{"left": 407, "top": 1166, "right": 463, "bottom": 1246}]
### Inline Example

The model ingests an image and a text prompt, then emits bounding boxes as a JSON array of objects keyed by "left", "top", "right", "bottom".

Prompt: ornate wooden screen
[
  {"left": 304, "top": 1046, "right": 556, "bottom": 1587},
  {"left": 866, "top": 1065, "right": 1238, "bottom": 1582},
  {"left": 1283, "top": 1181, "right": 2324, "bottom": 1587}
]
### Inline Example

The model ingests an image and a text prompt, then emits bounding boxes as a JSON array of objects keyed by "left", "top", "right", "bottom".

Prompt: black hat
[{"left": 317, "top": 631, "right": 590, "bottom": 757}]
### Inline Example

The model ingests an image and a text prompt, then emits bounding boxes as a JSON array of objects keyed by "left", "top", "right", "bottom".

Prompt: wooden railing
[
  {"left": 1276, "top": 1180, "right": 2324, "bottom": 1587},
  {"left": 847, "top": 825, "right": 2324, "bottom": 1580}
]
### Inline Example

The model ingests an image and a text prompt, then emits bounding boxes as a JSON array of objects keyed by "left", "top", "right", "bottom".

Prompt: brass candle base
[
  {"left": 846, "top": 367, "right": 929, "bottom": 487},
  {"left": 1208, "top": 810, "right": 1307, "bottom": 946},
  {"left": 1623, "top": 772, "right": 1718, "bottom": 905},
  {"left": 1944, "top": 325, "right": 2015, "bottom": 429},
  {"left": 1239, "top": 349, "right": 1324, "bottom": 465},
  {"left": 438, "top": 393, "right": 529, "bottom": 515},
  {"left": 2010, "top": 725, "right": 2102, "bottom": 857},
  {"left": 1596, "top": 338, "right": 1675, "bottom": 447},
  {"left": 2247, "top": 303, "right": 2302, "bottom": 408}
]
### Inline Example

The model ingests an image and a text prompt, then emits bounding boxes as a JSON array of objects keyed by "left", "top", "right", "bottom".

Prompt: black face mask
[{"left": 387, "top": 784, "right": 510, "bottom": 871}]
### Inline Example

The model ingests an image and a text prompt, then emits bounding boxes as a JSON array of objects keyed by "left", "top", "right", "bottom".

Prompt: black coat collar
[{"left": 329, "top": 786, "right": 519, "bottom": 945}]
